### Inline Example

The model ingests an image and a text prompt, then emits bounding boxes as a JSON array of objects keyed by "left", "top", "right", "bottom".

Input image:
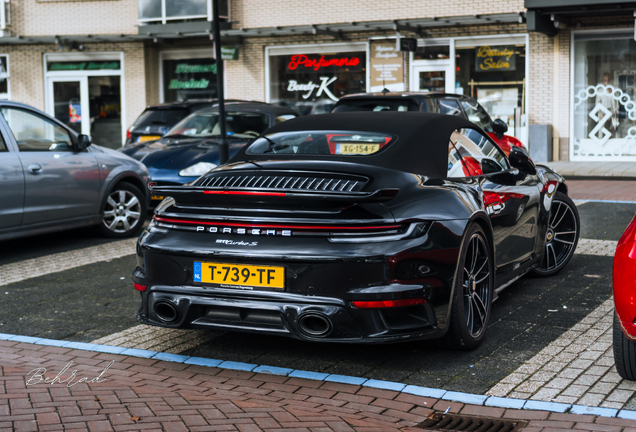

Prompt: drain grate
[{"left": 416, "top": 412, "right": 528, "bottom": 431}]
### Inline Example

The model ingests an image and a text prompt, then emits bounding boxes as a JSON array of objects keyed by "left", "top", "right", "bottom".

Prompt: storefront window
[
  {"left": 455, "top": 44, "right": 525, "bottom": 137},
  {"left": 163, "top": 57, "right": 218, "bottom": 103},
  {"left": 268, "top": 51, "right": 366, "bottom": 115},
  {"left": 572, "top": 33, "right": 636, "bottom": 160},
  {"left": 0, "top": 55, "right": 9, "bottom": 100}
]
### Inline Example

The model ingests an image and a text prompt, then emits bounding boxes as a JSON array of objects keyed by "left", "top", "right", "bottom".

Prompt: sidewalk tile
[
  {"left": 442, "top": 392, "right": 487, "bottom": 405},
  {"left": 402, "top": 385, "right": 445, "bottom": 399},
  {"left": 325, "top": 375, "right": 367, "bottom": 386},
  {"left": 184, "top": 357, "right": 222, "bottom": 367},
  {"left": 218, "top": 361, "right": 257, "bottom": 372},
  {"left": 253, "top": 365, "right": 293, "bottom": 376},
  {"left": 363, "top": 379, "right": 406, "bottom": 392},
  {"left": 570, "top": 405, "right": 618, "bottom": 417},
  {"left": 523, "top": 400, "right": 570, "bottom": 413},
  {"left": 288, "top": 370, "right": 329, "bottom": 381},
  {"left": 485, "top": 397, "right": 525, "bottom": 409}
]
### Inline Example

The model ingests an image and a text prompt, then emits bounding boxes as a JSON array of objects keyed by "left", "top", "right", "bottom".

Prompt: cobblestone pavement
[
  {"left": 2, "top": 339, "right": 636, "bottom": 432},
  {"left": 487, "top": 298, "right": 636, "bottom": 409}
]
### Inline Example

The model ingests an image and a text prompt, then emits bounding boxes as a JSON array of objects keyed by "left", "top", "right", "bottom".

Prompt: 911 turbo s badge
[{"left": 216, "top": 239, "right": 258, "bottom": 246}]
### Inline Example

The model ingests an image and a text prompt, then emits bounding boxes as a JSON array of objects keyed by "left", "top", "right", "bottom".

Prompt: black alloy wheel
[
  {"left": 443, "top": 224, "right": 493, "bottom": 350},
  {"left": 614, "top": 312, "right": 636, "bottom": 381},
  {"left": 531, "top": 191, "right": 580, "bottom": 277},
  {"left": 98, "top": 182, "right": 148, "bottom": 238}
]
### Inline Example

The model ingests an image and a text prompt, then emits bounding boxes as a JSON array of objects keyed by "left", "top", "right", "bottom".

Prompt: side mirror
[
  {"left": 76, "top": 134, "right": 92, "bottom": 151},
  {"left": 492, "top": 119, "right": 508, "bottom": 135},
  {"left": 508, "top": 146, "right": 536, "bottom": 175}
]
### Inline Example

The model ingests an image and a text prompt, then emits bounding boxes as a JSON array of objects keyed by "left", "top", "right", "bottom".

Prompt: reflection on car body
[{"left": 132, "top": 112, "right": 580, "bottom": 348}]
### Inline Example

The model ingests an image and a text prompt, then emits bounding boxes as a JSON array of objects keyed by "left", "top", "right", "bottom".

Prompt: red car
[{"left": 614, "top": 212, "right": 636, "bottom": 379}]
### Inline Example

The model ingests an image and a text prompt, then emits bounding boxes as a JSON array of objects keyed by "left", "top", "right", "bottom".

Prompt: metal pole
[{"left": 213, "top": 0, "right": 229, "bottom": 164}]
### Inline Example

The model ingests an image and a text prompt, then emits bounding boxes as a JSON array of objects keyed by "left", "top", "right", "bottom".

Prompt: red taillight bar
[
  {"left": 134, "top": 283, "right": 146, "bottom": 292},
  {"left": 203, "top": 191, "right": 286, "bottom": 197},
  {"left": 352, "top": 298, "right": 426, "bottom": 308},
  {"left": 153, "top": 216, "right": 401, "bottom": 231}
]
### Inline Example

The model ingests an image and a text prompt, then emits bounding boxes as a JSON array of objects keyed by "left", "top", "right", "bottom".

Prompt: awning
[
  {"left": 0, "top": 13, "right": 525, "bottom": 46},
  {"left": 525, "top": 0, "right": 636, "bottom": 35}
]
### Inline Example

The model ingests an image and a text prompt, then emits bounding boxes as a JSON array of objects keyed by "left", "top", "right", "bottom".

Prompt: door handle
[{"left": 27, "top": 163, "right": 42, "bottom": 174}]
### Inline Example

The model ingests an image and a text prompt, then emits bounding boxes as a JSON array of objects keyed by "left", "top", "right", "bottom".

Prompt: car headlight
[{"left": 178, "top": 162, "right": 217, "bottom": 177}]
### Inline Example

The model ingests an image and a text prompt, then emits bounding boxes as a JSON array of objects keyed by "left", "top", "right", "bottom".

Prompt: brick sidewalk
[{"left": 2, "top": 340, "right": 636, "bottom": 431}]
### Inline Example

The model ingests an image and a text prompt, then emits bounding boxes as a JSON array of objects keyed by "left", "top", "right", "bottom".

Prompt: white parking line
[
  {"left": 0, "top": 238, "right": 136, "bottom": 287},
  {"left": 574, "top": 239, "right": 618, "bottom": 257},
  {"left": 90, "top": 324, "right": 220, "bottom": 353}
]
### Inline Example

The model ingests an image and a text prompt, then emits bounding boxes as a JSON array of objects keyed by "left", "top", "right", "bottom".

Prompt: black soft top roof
[{"left": 230, "top": 111, "right": 482, "bottom": 179}]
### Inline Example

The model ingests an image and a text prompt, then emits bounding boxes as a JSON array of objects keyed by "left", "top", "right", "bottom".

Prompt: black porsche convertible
[{"left": 133, "top": 112, "right": 580, "bottom": 349}]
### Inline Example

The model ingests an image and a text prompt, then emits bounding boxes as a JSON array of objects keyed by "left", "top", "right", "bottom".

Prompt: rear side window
[
  {"left": 438, "top": 99, "right": 462, "bottom": 116},
  {"left": 333, "top": 99, "right": 419, "bottom": 113},
  {"left": 131, "top": 108, "right": 190, "bottom": 131},
  {"left": 449, "top": 128, "right": 510, "bottom": 177},
  {"left": 460, "top": 100, "right": 493, "bottom": 132},
  {"left": 247, "top": 131, "right": 395, "bottom": 156}
]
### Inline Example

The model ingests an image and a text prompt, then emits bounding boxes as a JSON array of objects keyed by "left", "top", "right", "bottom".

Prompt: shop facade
[{"left": 260, "top": 34, "right": 529, "bottom": 144}]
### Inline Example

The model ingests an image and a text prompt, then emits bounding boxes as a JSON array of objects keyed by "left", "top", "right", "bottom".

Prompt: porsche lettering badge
[{"left": 196, "top": 226, "right": 292, "bottom": 236}]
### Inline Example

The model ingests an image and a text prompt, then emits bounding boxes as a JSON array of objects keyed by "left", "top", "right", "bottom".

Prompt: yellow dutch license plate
[
  {"left": 336, "top": 143, "right": 380, "bottom": 155},
  {"left": 138, "top": 135, "right": 161, "bottom": 142},
  {"left": 150, "top": 195, "right": 164, "bottom": 201},
  {"left": 193, "top": 261, "right": 285, "bottom": 289}
]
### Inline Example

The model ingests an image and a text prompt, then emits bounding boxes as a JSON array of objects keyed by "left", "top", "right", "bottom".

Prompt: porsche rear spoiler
[{"left": 150, "top": 185, "right": 399, "bottom": 209}]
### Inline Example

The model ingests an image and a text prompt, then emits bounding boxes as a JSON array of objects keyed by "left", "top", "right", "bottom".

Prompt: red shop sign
[{"left": 288, "top": 54, "right": 361, "bottom": 71}]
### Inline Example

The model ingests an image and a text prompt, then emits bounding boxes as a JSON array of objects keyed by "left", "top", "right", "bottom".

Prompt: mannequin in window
[{"left": 596, "top": 72, "right": 618, "bottom": 137}]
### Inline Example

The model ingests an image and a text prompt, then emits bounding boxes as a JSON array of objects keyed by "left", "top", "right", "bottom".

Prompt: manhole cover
[{"left": 416, "top": 412, "right": 528, "bottom": 431}]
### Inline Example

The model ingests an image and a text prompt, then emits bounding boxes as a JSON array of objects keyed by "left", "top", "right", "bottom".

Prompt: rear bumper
[{"left": 136, "top": 284, "right": 443, "bottom": 343}]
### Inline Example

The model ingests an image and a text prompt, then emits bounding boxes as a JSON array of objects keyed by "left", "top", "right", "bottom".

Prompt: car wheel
[
  {"left": 98, "top": 182, "right": 147, "bottom": 238},
  {"left": 531, "top": 191, "right": 580, "bottom": 277},
  {"left": 614, "top": 312, "right": 636, "bottom": 380},
  {"left": 443, "top": 224, "right": 494, "bottom": 350}
]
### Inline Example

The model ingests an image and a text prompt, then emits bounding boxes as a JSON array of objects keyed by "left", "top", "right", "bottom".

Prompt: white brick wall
[{"left": 11, "top": 0, "right": 138, "bottom": 36}]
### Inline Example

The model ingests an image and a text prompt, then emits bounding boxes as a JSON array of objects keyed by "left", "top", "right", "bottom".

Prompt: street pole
[{"left": 213, "top": 0, "right": 229, "bottom": 164}]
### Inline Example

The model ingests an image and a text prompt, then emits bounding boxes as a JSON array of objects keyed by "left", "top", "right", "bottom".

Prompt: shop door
[
  {"left": 411, "top": 64, "right": 455, "bottom": 93},
  {"left": 48, "top": 77, "right": 90, "bottom": 136},
  {"left": 47, "top": 76, "right": 123, "bottom": 149}
]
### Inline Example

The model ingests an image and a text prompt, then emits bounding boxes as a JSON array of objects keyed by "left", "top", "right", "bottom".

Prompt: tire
[
  {"left": 614, "top": 312, "right": 636, "bottom": 381},
  {"left": 531, "top": 191, "right": 580, "bottom": 277},
  {"left": 98, "top": 182, "right": 147, "bottom": 238},
  {"left": 443, "top": 224, "right": 494, "bottom": 350}
]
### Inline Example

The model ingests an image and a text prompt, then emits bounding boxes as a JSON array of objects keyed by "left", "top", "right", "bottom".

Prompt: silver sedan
[{"left": 0, "top": 101, "right": 149, "bottom": 241}]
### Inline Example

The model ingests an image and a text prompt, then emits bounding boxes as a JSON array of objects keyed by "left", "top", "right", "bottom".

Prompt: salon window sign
[
  {"left": 475, "top": 46, "right": 515, "bottom": 72},
  {"left": 47, "top": 61, "right": 121, "bottom": 72}
]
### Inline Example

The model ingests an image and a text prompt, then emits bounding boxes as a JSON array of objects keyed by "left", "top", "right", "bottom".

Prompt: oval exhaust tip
[
  {"left": 298, "top": 313, "right": 332, "bottom": 337},
  {"left": 154, "top": 301, "right": 178, "bottom": 323}
]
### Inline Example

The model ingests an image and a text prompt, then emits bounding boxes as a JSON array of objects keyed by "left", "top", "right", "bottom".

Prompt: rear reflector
[
  {"left": 134, "top": 283, "right": 147, "bottom": 292},
  {"left": 352, "top": 298, "right": 426, "bottom": 308}
]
